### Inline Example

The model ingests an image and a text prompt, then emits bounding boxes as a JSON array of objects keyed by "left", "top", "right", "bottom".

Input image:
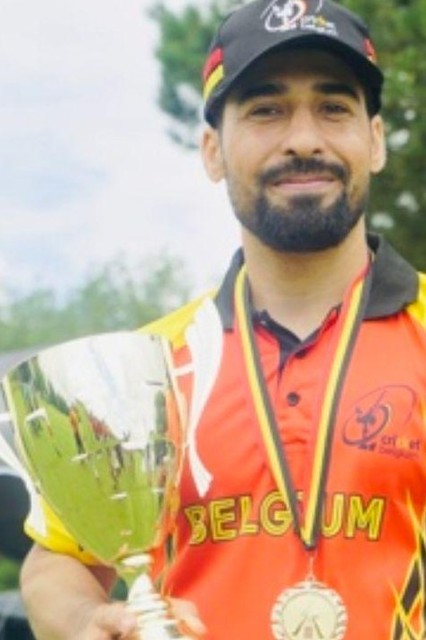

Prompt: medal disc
[{"left": 271, "top": 580, "right": 348, "bottom": 640}]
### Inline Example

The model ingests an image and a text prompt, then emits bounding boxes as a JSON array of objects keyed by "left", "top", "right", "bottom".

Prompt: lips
[
  {"left": 261, "top": 159, "right": 348, "bottom": 188},
  {"left": 271, "top": 173, "right": 337, "bottom": 191}
]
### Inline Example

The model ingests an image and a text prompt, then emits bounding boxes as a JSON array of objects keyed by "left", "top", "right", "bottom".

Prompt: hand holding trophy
[{"left": 0, "top": 332, "right": 192, "bottom": 640}]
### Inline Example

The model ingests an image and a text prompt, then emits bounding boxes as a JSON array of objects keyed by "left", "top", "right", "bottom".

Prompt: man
[{"left": 19, "top": 0, "right": 426, "bottom": 638}]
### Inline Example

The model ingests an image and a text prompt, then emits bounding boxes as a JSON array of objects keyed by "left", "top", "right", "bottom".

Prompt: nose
[{"left": 279, "top": 107, "right": 324, "bottom": 158}]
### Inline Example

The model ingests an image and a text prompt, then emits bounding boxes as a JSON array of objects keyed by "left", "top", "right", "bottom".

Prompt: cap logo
[
  {"left": 261, "top": 0, "right": 337, "bottom": 38},
  {"left": 261, "top": 0, "right": 307, "bottom": 32}
]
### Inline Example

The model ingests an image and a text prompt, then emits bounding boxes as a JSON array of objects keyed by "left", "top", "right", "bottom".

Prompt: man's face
[{"left": 202, "top": 49, "right": 386, "bottom": 252}]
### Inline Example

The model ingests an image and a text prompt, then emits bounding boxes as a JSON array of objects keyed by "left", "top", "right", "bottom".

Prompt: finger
[
  {"left": 90, "top": 602, "right": 138, "bottom": 638},
  {"left": 169, "top": 598, "right": 207, "bottom": 637}
]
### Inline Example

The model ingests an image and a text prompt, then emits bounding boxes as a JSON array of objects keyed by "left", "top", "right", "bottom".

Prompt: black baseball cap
[{"left": 203, "top": 0, "right": 384, "bottom": 126}]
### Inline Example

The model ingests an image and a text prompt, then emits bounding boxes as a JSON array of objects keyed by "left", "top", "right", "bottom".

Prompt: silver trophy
[{"left": 0, "top": 332, "right": 191, "bottom": 640}]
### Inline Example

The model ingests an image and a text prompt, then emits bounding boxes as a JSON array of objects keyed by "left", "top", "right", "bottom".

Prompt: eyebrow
[
  {"left": 234, "top": 82, "right": 285, "bottom": 103},
  {"left": 234, "top": 80, "right": 361, "bottom": 104},
  {"left": 315, "top": 81, "right": 361, "bottom": 102}
]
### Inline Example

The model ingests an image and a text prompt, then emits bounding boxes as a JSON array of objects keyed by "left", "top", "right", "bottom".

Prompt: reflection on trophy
[{"left": 1, "top": 332, "right": 191, "bottom": 640}]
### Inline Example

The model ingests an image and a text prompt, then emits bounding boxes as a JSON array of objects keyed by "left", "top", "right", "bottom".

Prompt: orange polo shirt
[{"left": 27, "top": 234, "right": 426, "bottom": 639}]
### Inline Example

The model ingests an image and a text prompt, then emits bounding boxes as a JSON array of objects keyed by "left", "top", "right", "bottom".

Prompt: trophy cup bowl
[{"left": 1, "top": 331, "right": 191, "bottom": 640}]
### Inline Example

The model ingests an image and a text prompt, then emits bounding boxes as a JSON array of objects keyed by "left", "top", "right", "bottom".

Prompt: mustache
[{"left": 260, "top": 157, "right": 348, "bottom": 186}]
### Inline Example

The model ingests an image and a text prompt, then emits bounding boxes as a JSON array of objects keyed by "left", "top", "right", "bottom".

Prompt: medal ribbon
[{"left": 234, "top": 262, "right": 371, "bottom": 549}]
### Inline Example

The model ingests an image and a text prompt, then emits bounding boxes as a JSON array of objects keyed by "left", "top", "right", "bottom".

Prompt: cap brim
[{"left": 205, "top": 34, "right": 383, "bottom": 125}]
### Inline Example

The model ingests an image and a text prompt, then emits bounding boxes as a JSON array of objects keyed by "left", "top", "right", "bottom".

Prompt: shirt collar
[{"left": 214, "top": 233, "right": 419, "bottom": 331}]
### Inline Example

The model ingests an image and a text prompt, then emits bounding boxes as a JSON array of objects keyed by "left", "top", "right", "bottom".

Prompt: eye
[
  {"left": 321, "top": 101, "right": 352, "bottom": 117},
  {"left": 248, "top": 102, "right": 284, "bottom": 119}
]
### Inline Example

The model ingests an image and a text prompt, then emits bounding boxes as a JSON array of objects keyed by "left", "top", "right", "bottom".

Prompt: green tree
[
  {"left": 149, "top": 2, "right": 222, "bottom": 148},
  {"left": 0, "top": 253, "right": 190, "bottom": 352},
  {"left": 0, "top": 556, "right": 21, "bottom": 591},
  {"left": 150, "top": 0, "right": 426, "bottom": 269}
]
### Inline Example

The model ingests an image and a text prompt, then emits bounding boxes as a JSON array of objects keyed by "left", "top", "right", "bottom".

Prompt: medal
[
  {"left": 235, "top": 264, "right": 372, "bottom": 639},
  {"left": 271, "top": 579, "right": 348, "bottom": 640}
]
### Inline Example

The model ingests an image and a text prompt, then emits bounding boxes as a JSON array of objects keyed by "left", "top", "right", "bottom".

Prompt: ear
[
  {"left": 201, "top": 126, "right": 225, "bottom": 183},
  {"left": 370, "top": 114, "right": 387, "bottom": 175}
]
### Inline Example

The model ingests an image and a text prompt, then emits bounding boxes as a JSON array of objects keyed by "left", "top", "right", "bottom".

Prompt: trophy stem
[{"left": 120, "top": 555, "right": 193, "bottom": 640}]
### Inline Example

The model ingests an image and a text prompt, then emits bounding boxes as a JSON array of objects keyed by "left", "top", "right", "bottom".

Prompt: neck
[{"left": 242, "top": 222, "right": 370, "bottom": 339}]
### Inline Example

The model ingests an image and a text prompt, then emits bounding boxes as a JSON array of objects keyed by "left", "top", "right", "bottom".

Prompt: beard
[{"left": 227, "top": 158, "right": 368, "bottom": 252}]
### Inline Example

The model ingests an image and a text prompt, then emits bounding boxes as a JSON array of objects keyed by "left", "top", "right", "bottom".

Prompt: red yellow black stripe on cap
[
  {"left": 364, "top": 37, "right": 378, "bottom": 64},
  {"left": 203, "top": 47, "right": 224, "bottom": 103}
]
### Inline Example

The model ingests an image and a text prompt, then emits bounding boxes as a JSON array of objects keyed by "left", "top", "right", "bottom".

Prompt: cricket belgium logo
[{"left": 261, "top": 0, "right": 328, "bottom": 32}]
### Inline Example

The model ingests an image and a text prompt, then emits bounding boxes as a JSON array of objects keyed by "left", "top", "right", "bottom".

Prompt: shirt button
[{"left": 287, "top": 392, "right": 300, "bottom": 406}]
